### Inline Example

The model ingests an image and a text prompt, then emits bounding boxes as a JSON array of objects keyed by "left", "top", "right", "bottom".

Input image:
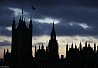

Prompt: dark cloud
[{"left": 0, "top": 0, "right": 98, "bottom": 36}]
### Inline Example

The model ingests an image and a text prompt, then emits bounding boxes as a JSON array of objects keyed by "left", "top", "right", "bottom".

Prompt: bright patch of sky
[
  {"left": 33, "top": 17, "right": 60, "bottom": 24},
  {"left": 6, "top": 27, "right": 12, "bottom": 31},
  {"left": 8, "top": 7, "right": 28, "bottom": 17},
  {"left": 8, "top": 7, "right": 60, "bottom": 24},
  {"left": 78, "top": 23, "right": 90, "bottom": 29},
  {"left": 0, "top": 35, "right": 98, "bottom": 58},
  {"left": 69, "top": 22, "right": 91, "bottom": 29}
]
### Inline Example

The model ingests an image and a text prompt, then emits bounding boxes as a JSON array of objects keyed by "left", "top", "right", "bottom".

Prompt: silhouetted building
[
  {"left": 2, "top": 5, "right": 98, "bottom": 68},
  {"left": 4, "top": 17, "right": 33, "bottom": 68}
]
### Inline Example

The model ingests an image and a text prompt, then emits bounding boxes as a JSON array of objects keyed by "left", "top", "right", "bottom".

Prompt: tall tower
[
  {"left": 48, "top": 21, "right": 59, "bottom": 60},
  {"left": 11, "top": 5, "right": 33, "bottom": 64}
]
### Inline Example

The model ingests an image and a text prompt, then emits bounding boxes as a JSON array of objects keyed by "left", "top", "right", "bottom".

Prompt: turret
[
  {"left": 75, "top": 43, "right": 77, "bottom": 49},
  {"left": 39, "top": 45, "right": 40, "bottom": 50},
  {"left": 4, "top": 49, "right": 6, "bottom": 56},
  {"left": 85, "top": 41, "right": 87, "bottom": 47},
  {"left": 66, "top": 43, "right": 68, "bottom": 58},
  {"left": 88, "top": 43, "right": 90, "bottom": 47},
  {"left": 79, "top": 42, "right": 82, "bottom": 51},
  {"left": 41, "top": 44, "right": 44, "bottom": 49},
  {"left": 35, "top": 46, "right": 36, "bottom": 57},
  {"left": 12, "top": 17, "right": 16, "bottom": 28},
  {"left": 94, "top": 42, "right": 96, "bottom": 53},
  {"left": 29, "top": 19, "right": 32, "bottom": 31},
  {"left": 71, "top": 42, "right": 73, "bottom": 48},
  {"left": 46, "top": 46, "right": 48, "bottom": 52}
]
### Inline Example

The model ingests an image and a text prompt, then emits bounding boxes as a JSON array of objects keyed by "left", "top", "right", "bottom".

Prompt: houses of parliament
[{"left": 0, "top": 8, "right": 98, "bottom": 68}]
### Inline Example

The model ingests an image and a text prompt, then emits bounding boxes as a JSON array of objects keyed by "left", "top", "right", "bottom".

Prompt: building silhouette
[
  {"left": 4, "top": 17, "right": 33, "bottom": 68},
  {"left": 1, "top": 6, "right": 98, "bottom": 68}
]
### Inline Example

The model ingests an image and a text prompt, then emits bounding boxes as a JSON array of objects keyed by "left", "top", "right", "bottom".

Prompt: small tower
[
  {"left": 41, "top": 44, "right": 44, "bottom": 49},
  {"left": 88, "top": 43, "right": 90, "bottom": 47},
  {"left": 29, "top": 18, "right": 32, "bottom": 32},
  {"left": 85, "top": 41, "right": 87, "bottom": 47},
  {"left": 66, "top": 43, "right": 68, "bottom": 58},
  {"left": 71, "top": 42, "right": 73, "bottom": 48},
  {"left": 75, "top": 43, "right": 77, "bottom": 49},
  {"left": 35, "top": 46, "right": 36, "bottom": 57},
  {"left": 46, "top": 46, "right": 48, "bottom": 53},
  {"left": 4, "top": 49, "right": 6, "bottom": 56},
  {"left": 79, "top": 42, "right": 82, "bottom": 51},
  {"left": 39, "top": 45, "right": 40, "bottom": 50},
  {"left": 94, "top": 42, "right": 96, "bottom": 53}
]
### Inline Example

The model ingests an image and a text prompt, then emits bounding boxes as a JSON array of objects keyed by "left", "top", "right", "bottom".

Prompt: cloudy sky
[{"left": 0, "top": 0, "right": 98, "bottom": 58}]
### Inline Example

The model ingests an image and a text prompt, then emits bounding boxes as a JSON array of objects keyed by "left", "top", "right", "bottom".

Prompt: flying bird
[{"left": 31, "top": 5, "right": 36, "bottom": 10}]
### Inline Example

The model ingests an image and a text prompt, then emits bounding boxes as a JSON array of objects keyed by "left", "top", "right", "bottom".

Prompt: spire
[
  {"left": 46, "top": 46, "right": 48, "bottom": 52},
  {"left": 41, "top": 44, "right": 44, "bottom": 49},
  {"left": 94, "top": 42, "right": 96, "bottom": 53},
  {"left": 71, "top": 42, "right": 73, "bottom": 48},
  {"left": 75, "top": 43, "right": 77, "bottom": 49},
  {"left": 53, "top": 21, "right": 54, "bottom": 29},
  {"left": 79, "top": 42, "right": 82, "bottom": 51},
  {"left": 51, "top": 21, "right": 56, "bottom": 40},
  {"left": 88, "top": 43, "right": 90, "bottom": 47},
  {"left": 66, "top": 43, "right": 68, "bottom": 51},
  {"left": 66, "top": 43, "right": 68, "bottom": 58},
  {"left": 39, "top": 45, "right": 40, "bottom": 50},
  {"left": 85, "top": 41, "right": 87, "bottom": 47},
  {"left": 4, "top": 49, "right": 5, "bottom": 55},
  {"left": 35, "top": 46, "right": 36, "bottom": 57},
  {"left": 97, "top": 46, "right": 98, "bottom": 52},
  {"left": 22, "top": 4, "right": 23, "bottom": 20}
]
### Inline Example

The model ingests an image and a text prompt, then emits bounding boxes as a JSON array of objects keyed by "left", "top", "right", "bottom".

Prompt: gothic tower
[
  {"left": 48, "top": 21, "right": 59, "bottom": 60},
  {"left": 10, "top": 5, "right": 33, "bottom": 65}
]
